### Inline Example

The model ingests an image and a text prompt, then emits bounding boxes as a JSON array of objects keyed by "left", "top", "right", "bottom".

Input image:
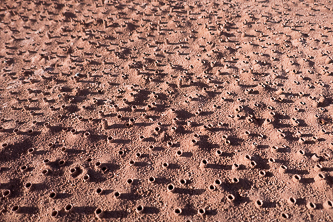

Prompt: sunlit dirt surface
[{"left": 0, "top": 0, "right": 333, "bottom": 221}]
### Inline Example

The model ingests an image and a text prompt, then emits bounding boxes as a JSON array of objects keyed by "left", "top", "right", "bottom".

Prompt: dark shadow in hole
[
  {"left": 154, "top": 105, "right": 166, "bottom": 113},
  {"left": 0, "top": 167, "right": 9, "bottom": 172},
  {"left": 181, "top": 152, "right": 193, "bottom": 157},
  {"left": 323, "top": 167, "right": 333, "bottom": 172},
  {"left": 142, "top": 137, "right": 156, "bottom": 142},
  {"left": 151, "top": 146, "right": 164, "bottom": 151},
  {"left": 301, "top": 178, "right": 315, "bottom": 184},
  {"left": 30, "top": 149, "right": 47, "bottom": 155},
  {"left": 18, "top": 206, "right": 39, "bottom": 214},
  {"left": 109, "top": 124, "right": 126, "bottom": 129},
  {"left": 142, "top": 207, "right": 160, "bottom": 214},
  {"left": 168, "top": 163, "right": 180, "bottom": 169},
  {"left": 233, "top": 164, "right": 247, "bottom": 170},
  {"left": 154, "top": 177, "right": 171, "bottom": 184},
  {"left": 126, "top": 179, "right": 140, "bottom": 186},
  {"left": 296, "top": 198, "right": 306, "bottom": 206},
  {"left": 47, "top": 125, "right": 63, "bottom": 133},
  {"left": 55, "top": 193, "right": 72, "bottom": 199},
  {"left": 101, "top": 163, "right": 120, "bottom": 171},
  {"left": 269, "top": 158, "right": 285, "bottom": 164},
  {"left": 24, "top": 131, "right": 42, "bottom": 136},
  {"left": 222, "top": 152, "right": 234, "bottom": 157},
  {"left": 264, "top": 201, "right": 277, "bottom": 208},
  {"left": 74, "top": 206, "right": 96, "bottom": 214},
  {"left": 119, "top": 193, "right": 141, "bottom": 200},
  {"left": 197, "top": 140, "right": 218, "bottom": 150},
  {"left": 251, "top": 155, "right": 270, "bottom": 170},
  {"left": 232, "top": 192, "right": 251, "bottom": 206},
  {"left": 104, "top": 210, "right": 129, "bottom": 218},
  {"left": 1, "top": 128, "right": 15, "bottom": 133},
  {"left": 32, "top": 182, "right": 49, "bottom": 191},
  {"left": 264, "top": 171, "right": 274, "bottom": 177},
  {"left": 277, "top": 147, "right": 291, "bottom": 153},
  {"left": 56, "top": 160, "right": 73, "bottom": 168},
  {"left": 139, "top": 151, "right": 152, "bottom": 157},
  {"left": 200, "top": 111, "right": 214, "bottom": 116},
  {"left": 0, "top": 139, "right": 33, "bottom": 162},
  {"left": 296, "top": 119, "right": 307, "bottom": 127},
  {"left": 70, "top": 167, "right": 83, "bottom": 178},
  {"left": 222, "top": 178, "right": 253, "bottom": 191},
  {"left": 112, "top": 139, "right": 131, "bottom": 144},
  {"left": 257, "top": 145, "right": 269, "bottom": 149},
  {"left": 65, "top": 149, "right": 86, "bottom": 155},
  {"left": 206, "top": 209, "right": 217, "bottom": 215},
  {"left": 174, "top": 188, "right": 205, "bottom": 195},
  {"left": 89, "top": 134, "right": 107, "bottom": 142},
  {"left": 172, "top": 142, "right": 181, "bottom": 148},
  {"left": 175, "top": 110, "right": 194, "bottom": 120},
  {"left": 135, "top": 122, "right": 154, "bottom": 127},
  {"left": 314, "top": 203, "right": 323, "bottom": 209},
  {"left": 226, "top": 136, "right": 243, "bottom": 146},
  {"left": 86, "top": 170, "right": 107, "bottom": 183},
  {"left": 287, "top": 169, "right": 309, "bottom": 175},
  {"left": 181, "top": 206, "right": 197, "bottom": 216},
  {"left": 102, "top": 189, "right": 114, "bottom": 195},
  {"left": 133, "top": 162, "right": 148, "bottom": 167},
  {"left": 304, "top": 141, "right": 315, "bottom": 145},
  {"left": 6, "top": 178, "right": 22, "bottom": 198},
  {"left": 63, "top": 12, "right": 77, "bottom": 18},
  {"left": 275, "top": 123, "right": 291, "bottom": 129}
]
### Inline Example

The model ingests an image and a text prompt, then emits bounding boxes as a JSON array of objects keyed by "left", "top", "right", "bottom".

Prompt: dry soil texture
[{"left": 0, "top": 0, "right": 333, "bottom": 221}]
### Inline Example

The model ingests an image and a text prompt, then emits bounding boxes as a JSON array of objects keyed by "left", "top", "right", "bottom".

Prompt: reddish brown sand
[{"left": 1, "top": 0, "right": 333, "bottom": 221}]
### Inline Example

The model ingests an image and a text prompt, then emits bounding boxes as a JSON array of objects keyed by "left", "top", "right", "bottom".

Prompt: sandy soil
[{"left": 0, "top": 0, "right": 333, "bottom": 221}]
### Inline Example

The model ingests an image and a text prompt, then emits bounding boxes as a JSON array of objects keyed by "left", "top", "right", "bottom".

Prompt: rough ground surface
[{"left": 0, "top": 0, "right": 333, "bottom": 221}]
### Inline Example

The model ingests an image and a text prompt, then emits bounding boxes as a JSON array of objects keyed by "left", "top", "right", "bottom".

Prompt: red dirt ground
[{"left": 0, "top": 0, "right": 333, "bottom": 221}]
